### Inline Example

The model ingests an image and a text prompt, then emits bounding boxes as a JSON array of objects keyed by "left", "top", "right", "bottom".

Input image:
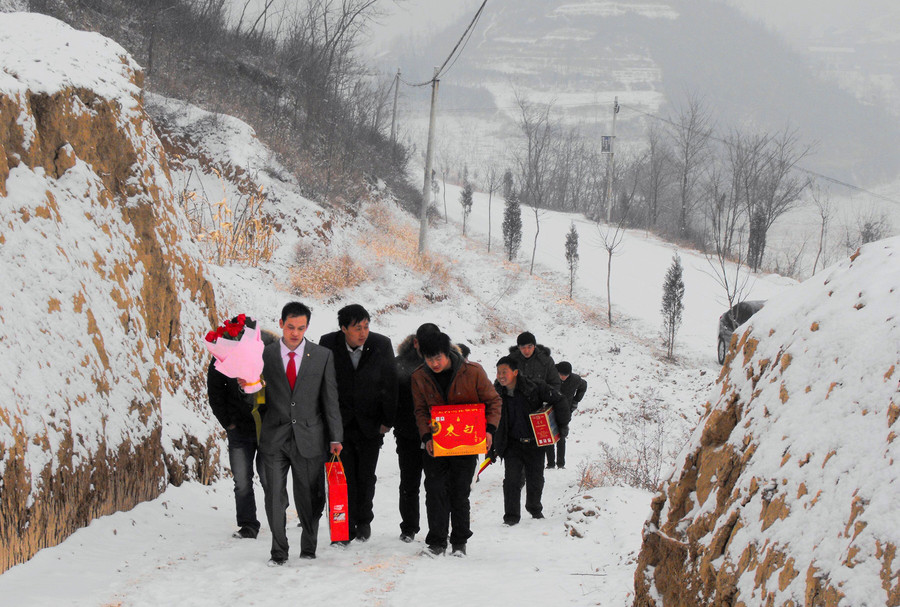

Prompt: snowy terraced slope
[{"left": 635, "top": 237, "right": 900, "bottom": 605}]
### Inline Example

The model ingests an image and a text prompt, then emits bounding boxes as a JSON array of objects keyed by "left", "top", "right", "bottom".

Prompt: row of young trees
[{"left": 448, "top": 93, "right": 827, "bottom": 278}]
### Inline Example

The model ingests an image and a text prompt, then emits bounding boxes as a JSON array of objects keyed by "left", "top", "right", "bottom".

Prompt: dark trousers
[
  {"left": 503, "top": 441, "right": 545, "bottom": 523},
  {"left": 543, "top": 437, "right": 566, "bottom": 467},
  {"left": 395, "top": 435, "right": 424, "bottom": 536},
  {"left": 226, "top": 429, "right": 265, "bottom": 532},
  {"left": 262, "top": 437, "right": 325, "bottom": 560},
  {"left": 341, "top": 433, "right": 383, "bottom": 534},
  {"left": 422, "top": 453, "right": 477, "bottom": 548}
]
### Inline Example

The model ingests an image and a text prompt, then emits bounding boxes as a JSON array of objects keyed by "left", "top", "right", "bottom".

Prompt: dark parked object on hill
[{"left": 717, "top": 301, "right": 766, "bottom": 364}]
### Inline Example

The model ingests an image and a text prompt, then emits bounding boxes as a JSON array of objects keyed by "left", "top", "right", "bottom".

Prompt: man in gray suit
[{"left": 251, "top": 301, "right": 343, "bottom": 565}]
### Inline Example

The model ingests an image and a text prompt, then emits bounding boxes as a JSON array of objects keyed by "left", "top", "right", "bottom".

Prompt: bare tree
[
  {"left": 671, "top": 94, "right": 713, "bottom": 239},
  {"left": 845, "top": 205, "right": 892, "bottom": 252},
  {"left": 514, "top": 93, "right": 555, "bottom": 274},
  {"left": 597, "top": 211, "right": 629, "bottom": 326},
  {"left": 482, "top": 163, "right": 502, "bottom": 252},
  {"left": 809, "top": 182, "right": 833, "bottom": 275},
  {"left": 641, "top": 121, "right": 672, "bottom": 229},
  {"left": 437, "top": 155, "right": 452, "bottom": 222},
  {"left": 745, "top": 127, "right": 811, "bottom": 271},
  {"left": 704, "top": 229, "right": 752, "bottom": 335}
]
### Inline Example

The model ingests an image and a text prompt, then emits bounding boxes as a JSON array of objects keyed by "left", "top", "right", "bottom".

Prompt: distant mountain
[{"left": 391, "top": 0, "right": 900, "bottom": 184}]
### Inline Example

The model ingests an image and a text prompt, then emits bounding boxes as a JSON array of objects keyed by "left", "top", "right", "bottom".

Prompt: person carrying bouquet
[{"left": 206, "top": 315, "right": 273, "bottom": 540}]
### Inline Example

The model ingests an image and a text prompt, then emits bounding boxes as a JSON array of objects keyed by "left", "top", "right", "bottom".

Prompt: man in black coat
[
  {"left": 208, "top": 357, "right": 267, "bottom": 540},
  {"left": 319, "top": 304, "right": 398, "bottom": 542},
  {"left": 508, "top": 331, "right": 561, "bottom": 390},
  {"left": 392, "top": 323, "right": 439, "bottom": 543},
  {"left": 493, "top": 356, "right": 569, "bottom": 525},
  {"left": 544, "top": 361, "right": 588, "bottom": 469}
]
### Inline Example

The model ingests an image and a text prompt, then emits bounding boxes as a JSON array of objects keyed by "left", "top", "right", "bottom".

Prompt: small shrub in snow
[
  {"left": 290, "top": 252, "right": 368, "bottom": 298},
  {"left": 575, "top": 459, "right": 603, "bottom": 491},
  {"left": 363, "top": 202, "right": 451, "bottom": 284},
  {"left": 180, "top": 175, "right": 275, "bottom": 266},
  {"left": 502, "top": 191, "right": 523, "bottom": 261},
  {"left": 595, "top": 397, "right": 685, "bottom": 492}
]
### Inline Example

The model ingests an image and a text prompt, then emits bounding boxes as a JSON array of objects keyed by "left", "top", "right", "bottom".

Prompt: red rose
[
  {"left": 205, "top": 331, "right": 218, "bottom": 343},
  {"left": 226, "top": 323, "right": 241, "bottom": 337},
  {"left": 237, "top": 314, "right": 246, "bottom": 323},
  {"left": 216, "top": 326, "right": 226, "bottom": 337}
]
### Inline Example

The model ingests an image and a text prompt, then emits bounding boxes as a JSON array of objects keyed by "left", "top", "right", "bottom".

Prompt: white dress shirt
[{"left": 280, "top": 337, "right": 306, "bottom": 373}]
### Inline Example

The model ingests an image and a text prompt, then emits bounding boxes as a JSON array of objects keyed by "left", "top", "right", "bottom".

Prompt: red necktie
[{"left": 286, "top": 351, "right": 297, "bottom": 391}]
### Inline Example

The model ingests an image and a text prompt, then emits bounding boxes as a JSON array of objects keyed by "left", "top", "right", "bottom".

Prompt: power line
[
  {"left": 413, "top": 96, "right": 900, "bottom": 207},
  {"left": 399, "top": 0, "right": 488, "bottom": 87}
]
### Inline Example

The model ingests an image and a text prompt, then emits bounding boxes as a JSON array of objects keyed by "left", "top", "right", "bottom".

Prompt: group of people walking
[{"left": 206, "top": 302, "right": 587, "bottom": 565}]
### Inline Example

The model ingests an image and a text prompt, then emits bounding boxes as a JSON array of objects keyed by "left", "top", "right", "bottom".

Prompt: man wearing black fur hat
[
  {"left": 392, "top": 322, "right": 440, "bottom": 543},
  {"left": 508, "top": 331, "right": 561, "bottom": 391}
]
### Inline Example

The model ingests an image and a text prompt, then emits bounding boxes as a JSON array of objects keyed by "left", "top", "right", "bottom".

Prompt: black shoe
[
  {"left": 399, "top": 532, "right": 415, "bottom": 543},
  {"left": 422, "top": 544, "right": 445, "bottom": 557},
  {"left": 530, "top": 512, "right": 545, "bottom": 519},
  {"left": 298, "top": 552, "right": 316, "bottom": 560},
  {"left": 450, "top": 544, "right": 467, "bottom": 557},
  {"left": 503, "top": 518, "right": 519, "bottom": 526},
  {"left": 331, "top": 540, "right": 351, "bottom": 547},
  {"left": 356, "top": 523, "right": 371, "bottom": 542},
  {"left": 233, "top": 527, "right": 258, "bottom": 539},
  {"left": 546, "top": 464, "right": 556, "bottom": 469},
  {"left": 267, "top": 557, "right": 287, "bottom": 567},
  {"left": 558, "top": 465, "right": 565, "bottom": 470}
]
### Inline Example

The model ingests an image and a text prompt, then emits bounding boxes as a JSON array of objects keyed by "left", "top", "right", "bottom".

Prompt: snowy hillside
[
  {"left": 634, "top": 236, "right": 900, "bottom": 605},
  {"left": 390, "top": 0, "right": 900, "bottom": 184},
  {"left": 0, "top": 13, "right": 220, "bottom": 572}
]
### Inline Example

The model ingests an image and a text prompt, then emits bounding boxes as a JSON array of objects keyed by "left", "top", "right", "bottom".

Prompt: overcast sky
[{"left": 366, "top": 0, "right": 900, "bottom": 53}]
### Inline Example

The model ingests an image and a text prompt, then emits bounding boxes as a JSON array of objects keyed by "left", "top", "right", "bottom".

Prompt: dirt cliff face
[
  {"left": 0, "top": 15, "right": 220, "bottom": 572},
  {"left": 633, "top": 241, "right": 900, "bottom": 606}
]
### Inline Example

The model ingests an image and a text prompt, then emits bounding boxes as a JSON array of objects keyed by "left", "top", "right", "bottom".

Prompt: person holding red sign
[
  {"left": 412, "top": 332, "right": 502, "bottom": 557},
  {"left": 492, "top": 356, "right": 569, "bottom": 526}
]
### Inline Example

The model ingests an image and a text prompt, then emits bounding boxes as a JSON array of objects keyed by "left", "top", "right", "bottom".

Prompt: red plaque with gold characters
[
  {"left": 529, "top": 407, "right": 560, "bottom": 446},
  {"left": 430, "top": 403, "right": 487, "bottom": 456}
]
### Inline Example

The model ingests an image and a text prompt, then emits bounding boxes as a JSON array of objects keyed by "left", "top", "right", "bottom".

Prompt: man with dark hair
[
  {"left": 544, "top": 361, "right": 588, "bottom": 469},
  {"left": 250, "top": 301, "right": 343, "bottom": 565},
  {"left": 319, "top": 304, "right": 398, "bottom": 543},
  {"left": 509, "top": 331, "right": 561, "bottom": 391},
  {"left": 493, "top": 356, "right": 569, "bottom": 525},
  {"left": 393, "top": 322, "right": 440, "bottom": 543},
  {"left": 412, "top": 332, "right": 502, "bottom": 557}
]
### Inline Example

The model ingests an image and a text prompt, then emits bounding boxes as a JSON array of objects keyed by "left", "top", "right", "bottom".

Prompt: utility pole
[
  {"left": 605, "top": 96, "right": 619, "bottom": 224},
  {"left": 390, "top": 68, "right": 400, "bottom": 147},
  {"left": 419, "top": 67, "right": 440, "bottom": 254}
]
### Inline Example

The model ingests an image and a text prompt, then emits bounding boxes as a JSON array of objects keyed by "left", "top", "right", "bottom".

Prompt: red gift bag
[{"left": 325, "top": 456, "right": 350, "bottom": 542}]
